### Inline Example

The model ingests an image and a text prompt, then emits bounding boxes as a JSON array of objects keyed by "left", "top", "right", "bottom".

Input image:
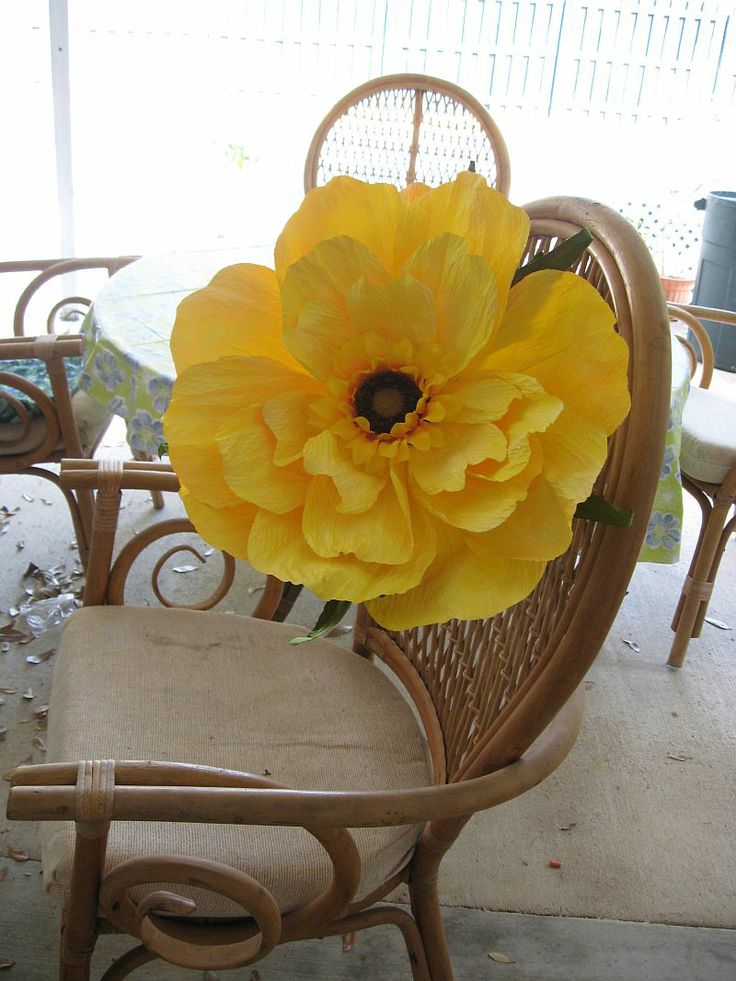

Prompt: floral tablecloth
[
  {"left": 78, "top": 250, "right": 690, "bottom": 565},
  {"left": 639, "top": 337, "right": 690, "bottom": 563},
  {"left": 79, "top": 247, "right": 268, "bottom": 455}
]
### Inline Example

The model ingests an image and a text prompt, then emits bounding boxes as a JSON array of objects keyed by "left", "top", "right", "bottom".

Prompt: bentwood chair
[
  {"left": 7, "top": 198, "right": 670, "bottom": 980},
  {"left": 0, "top": 257, "right": 139, "bottom": 562},
  {"left": 667, "top": 303, "right": 736, "bottom": 667},
  {"left": 304, "top": 74, "right": 511, "bottom": 195}
]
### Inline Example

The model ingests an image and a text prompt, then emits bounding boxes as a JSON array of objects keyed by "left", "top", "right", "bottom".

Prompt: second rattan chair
[
  {"left": 667, "top": 303, "right": 736, "bottom": 667},
  {"left": 304, "top": 73, "right": 511, "bottom": 195}
]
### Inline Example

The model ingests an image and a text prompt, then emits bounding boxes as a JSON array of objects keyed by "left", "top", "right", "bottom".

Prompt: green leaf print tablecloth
[{"left": 77, "top": 249, "right": 690, "bottom": 565}]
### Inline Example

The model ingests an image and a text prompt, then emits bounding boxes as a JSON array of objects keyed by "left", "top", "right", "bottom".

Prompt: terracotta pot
[{"left": 660, "top": 277, "right": 695, "bottom": 304}]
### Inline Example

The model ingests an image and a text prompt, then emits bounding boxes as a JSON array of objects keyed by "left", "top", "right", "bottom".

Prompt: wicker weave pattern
[
  {"left": 377, "top": 233, "right": 616, "bottom": 779},
  {"left": 315, "top": 87, "right": 500, "bottom": 189},
  {"left": 304, "top": 73, "right": 511, "bottom": 194}
]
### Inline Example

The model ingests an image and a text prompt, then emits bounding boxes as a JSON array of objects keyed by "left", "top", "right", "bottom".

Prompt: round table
[{"left": 79, "top": 246, "right": 269, "bottom": 456}]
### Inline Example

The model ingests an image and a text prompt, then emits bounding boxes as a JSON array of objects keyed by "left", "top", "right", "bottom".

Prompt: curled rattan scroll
[
  {"left": 107, "top": 518, "right": 236, "bottom": 609},
  {"left": 99, "top": 855, "right": 282, "bottom": 970},
  {"left": 0, "top": 371, "right": 60, "bottom": 458}
]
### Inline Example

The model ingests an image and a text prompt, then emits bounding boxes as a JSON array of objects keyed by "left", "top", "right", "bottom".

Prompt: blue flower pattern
[
  {"left": 148, "top": 376, "right": 173, "bottom": 415},
  {"left": 129, "top": 410, "right": 164, "bottom": 454},
  {"left": 94, "top": 351, "right": 124, "bottom": 391},
  {"left": 645, "top": 512, "right": 681, "bottom": 551}
]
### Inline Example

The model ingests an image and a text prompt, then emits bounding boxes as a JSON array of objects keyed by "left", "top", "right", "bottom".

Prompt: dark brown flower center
[{"left": 353, "top": 370, "right": 423, "bottom": 435}]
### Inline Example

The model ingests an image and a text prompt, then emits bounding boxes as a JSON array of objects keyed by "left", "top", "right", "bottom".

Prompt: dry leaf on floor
[
  {"left": 704, "top": 615, "right": 731, "bottom": 630},
  {"left": 7, "top": 847, "right": 29, "bottom": 862},
  {"left": 22, "top": 689, "right": 33, "bottom": 700},
  {"left": 0, "top": 644, "right": 9, "bottom": 654},
  {"left": 32, "top": 705, "right": 49, "bottom": 719},
  {"left": 488, "top": 951, "right": 516, "bottom": 963},
  {"left": 622, "top": 639, "right": 641, "bottom": 653},
  {"left": 0, "top": 956, "right": 15, "bottom": 969},
  {"left": 667, "top": 753, "right": 693, "bottom": 762},
  {"left": 32, "top": 736, "right": 47, "bottom": 753},
  {"left": 26, "top": 648, "right": 56, "bottom": 665},
  {"left": 0, "top": 623, "right": 33, "bottom": 643},
  {"left": 22, "top": 493, "right": 34, "bottom": 502},
  {"left": 0, "top": 687, "right": 17, "bottom": 695},
  {"left": 0, "top": 728, "right": 7, "bottom": 741},
  {"left": 560, "top": 822, "right": 577, "bottom": 831},
  {"left": 173, "top": 565, "right": 198, "bottom": 573}
]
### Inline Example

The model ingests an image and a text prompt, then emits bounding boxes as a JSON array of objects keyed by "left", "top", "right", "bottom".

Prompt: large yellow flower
[{"left": 165, "top": 173, "right": 630, "bottom": 630}]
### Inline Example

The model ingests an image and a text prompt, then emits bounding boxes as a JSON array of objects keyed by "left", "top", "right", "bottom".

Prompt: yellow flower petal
[
  {"left": 538, "top": 407, "right": 611, "bottom": 505},
  {"left": 480, "top": 476, "right": 574, "bottom": 561},
  {"left": 442, "top": 372, "right": 520, "bottom": 423},
  {"left": 171, "top": 264, "right": 300, "bottom": 374},
  {"left": 302, "top": 429, "right": 387, "bottom": 513},
  {"left": 247, "top": 503, "right": 436, "bottom": 603},
  {"left": 346, "top": 275, "right": 437, "bottom": 353},
  {"left": 275, "top": 177, "right": 403, "bottom": 279},
  {"left": 416, "top": 443, "right": 543, "bottom": 533},
  {"left": 165, "top": 357, "right": 318, "bottom": 446},
  {"left": 367, "top": 534, "right": 547, "bottom": 630},
  {"left": 262, "top": 390, "right": 321, "bottom": 466},
  {"left": 486, "top": 269, "right": 630, "bottom": 432},
  {"left": 179, "top": 489, "right": 257, "bottom": 562},
  {"left": 405, "top": 234, "right": 500, "bottom": 375},
  {"left": 396, "top": 172, "right": 529, "bottom": 295},
  {"left": 217, "top": 406, "right": 309, "bottom": 514},
  {"left": 303, "top": 468, "right": 413, "bottom": 564},
  {"left": 281, "top": 235, "right": 389, "bottom": 338},
  {"left": 167, "top": 442, "right": 239, "bottom": 509},
  {"left": 409, "top": 421, "right": 506, "bottom": 495}
]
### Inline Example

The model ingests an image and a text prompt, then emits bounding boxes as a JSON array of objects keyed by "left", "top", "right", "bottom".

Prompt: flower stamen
[{"left": 354, "top": 370, "right": 423, "bottom": 435}]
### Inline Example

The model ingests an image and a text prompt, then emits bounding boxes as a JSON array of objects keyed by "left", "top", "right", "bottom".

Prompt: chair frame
[
  {"left": 0, "top": 257, "right": 139, "bottom": 560},
  {"left": 667, "top": 303, "right": 736, "bottom": 667},
  {"left": 7, "top": 199, "right": 671, "bottom": 979},
  {"left": 304, "top": 73, "right": 511, "bottom": 195}
]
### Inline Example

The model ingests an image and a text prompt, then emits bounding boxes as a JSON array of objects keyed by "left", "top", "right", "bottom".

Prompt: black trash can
[{"left": 692, "top": 191, "right": 736, "bottom": 371}]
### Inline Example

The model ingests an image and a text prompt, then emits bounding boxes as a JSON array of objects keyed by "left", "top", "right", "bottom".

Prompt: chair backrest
[
  {"left": 0, "top": 256, "right": 139, "bottom": 337},
  {"left": 304, "top": 73, "right": 511, "bottom": 195},
  {"left": 349, "top": 196, "right": 671, "bottom": 791},
  {"left": 667, "top": 302, "right": 736, "bottom": 391}
]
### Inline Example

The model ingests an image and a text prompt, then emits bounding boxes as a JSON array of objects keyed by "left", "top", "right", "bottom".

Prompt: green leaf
[
  {"left": 574, "top": 494, "right": 634, "bottom": 528},
  {"left": 290, "top": 599, "right": 352, "bottom": 646},
  {"left": 158, "top": 442, "right": 169, "bottom": 458},
  {"left": 512, "top": 229, "right": 594, "bottom": 285}
]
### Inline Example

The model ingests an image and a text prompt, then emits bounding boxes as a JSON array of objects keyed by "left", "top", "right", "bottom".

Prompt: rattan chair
[
  {"left": 7, "top": 198, "right": 670, "bottom": 980},
  {"left": 304, "top": 73, "right": 511, "bottom": 195},
  {"left": 667, "top": 303, "right": 736, "bottom": 667},
  {"left": 0, "top": 257, "right": 139, "bottom": 562}
]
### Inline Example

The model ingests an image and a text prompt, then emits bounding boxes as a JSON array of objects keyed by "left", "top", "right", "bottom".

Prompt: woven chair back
[
  {"left": 304, "top": 73, "right": 511, "bottom": 194},
  {"left": 361, "top": 197, "right": 671, "bottom": 784}
]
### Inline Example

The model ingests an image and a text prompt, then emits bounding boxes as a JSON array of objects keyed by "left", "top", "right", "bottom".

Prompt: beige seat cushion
[
  {"left": 681, "top": 385, "right": 736, "bottom": 485},
  {"left": 0, "top": 389, "right": 111, "bottom": 457},
  {"left": 42, "top": 606, "right": 433, "bottom": 918}
]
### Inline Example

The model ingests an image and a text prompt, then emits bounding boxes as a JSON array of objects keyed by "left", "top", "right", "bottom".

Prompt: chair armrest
[
  {"left": 0, "top": 333, "right": 85, "bottom": 362},
  {"left": 59, "top": 459, "right": 284, "bottom": 616},
  {"left": 7, "top": 686, "right": 584, "bottom": 828}
]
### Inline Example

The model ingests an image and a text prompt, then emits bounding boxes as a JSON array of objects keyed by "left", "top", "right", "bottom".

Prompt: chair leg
[
  {"left": 24, "top": 465, "right": 91, "bottom": 565},
  {"left": 132, "top": 451, "right": 165, "bottom": 509},
  {"left": 669, "top": 495, "right": 735, "bottom": 668},
  {"left": 409, "top": 875, "right": 454, "bottom": 980}
]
